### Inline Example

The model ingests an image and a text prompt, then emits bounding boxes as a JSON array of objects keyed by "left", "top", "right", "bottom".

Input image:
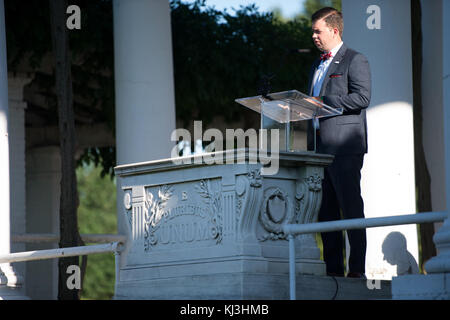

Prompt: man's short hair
[{"left": 312, "top": 7, "right": 343, "bottom": 37}]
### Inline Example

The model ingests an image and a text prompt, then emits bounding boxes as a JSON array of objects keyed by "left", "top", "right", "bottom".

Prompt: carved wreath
[{"left": 259, "top": 188, "right": 294, "bottom": 241}]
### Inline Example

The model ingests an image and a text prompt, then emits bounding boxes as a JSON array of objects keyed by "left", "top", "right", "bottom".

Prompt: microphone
[
  {"left": 257, "top": 48, "right": 312, "bottom": 97},
  {"left": 257, "top": 73, "right": 275, "bottom": 99},
  {"left": 292, "top": 48, "right": 311, "bottom": 53}
]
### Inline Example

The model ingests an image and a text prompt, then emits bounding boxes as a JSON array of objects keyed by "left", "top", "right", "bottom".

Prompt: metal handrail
[
  {"left": 11, "top": 233, "right": 127, "bottom": 244},
  {"left": 0, "top": 241, "right": 125, "bottom": 293},
  {"left": 282, "top": 211, "right": 448, "bottom": 300},
  {"left": 0, "top": 242, "right": 122, "bottom": 264},
  {"left": 6, "top": 212, "right": 448, "bottom": 300}
]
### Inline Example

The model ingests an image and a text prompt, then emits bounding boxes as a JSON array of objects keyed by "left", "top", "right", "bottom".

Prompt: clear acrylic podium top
[
  {"left": 235, "top": 90, "right": 343, "bottom": 151},
  {"left": 235, "top": 89, "right": 342, "bottom": 123}
]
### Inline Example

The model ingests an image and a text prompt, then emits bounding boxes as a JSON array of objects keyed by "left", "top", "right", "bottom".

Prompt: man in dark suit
[{"left": 306, "top": 7, "right": 371, "bottom": 278}]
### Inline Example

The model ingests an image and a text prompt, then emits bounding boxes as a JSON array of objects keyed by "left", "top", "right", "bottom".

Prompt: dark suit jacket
[{"left": 307, "top": 44, "right": 371, "bottom": 155}]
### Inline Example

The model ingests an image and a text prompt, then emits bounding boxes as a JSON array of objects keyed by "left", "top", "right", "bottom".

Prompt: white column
[
  {"left": 421, "top": 0, "right": 446, "bottom": 214},
  {"left": 0, "top": 0, "right": 28, "bottom": 299},
  {"left": 342, "top": 0, "right": 418, "bottom": 280},
  {"left": 423, "top": 0, "right": 450, "bottom": 276},
  {"left": 8, "top": 77, "right": 30, "bottom": 250},
  {"left": 113, "top": 0, "right": 177, "bottom": 272},
  {"left": 113, "top": 0, "right": 176, "bottom": 165},
  {"left": 25, "top": 147, "right": 61, "bottom": 300},
  {"left": 0, "top": 0, "right": 11, "bottom": 270},
  {"left": 7, "top": 75, "right": 32, "bottom": 294},
  {"left": 392, "top": 1, "right": 450, "bottom": 299}
]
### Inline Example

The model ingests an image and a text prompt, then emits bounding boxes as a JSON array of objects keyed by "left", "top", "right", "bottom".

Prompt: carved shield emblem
[{"left": 267, "top": 194, "right": 286, "bottom": 223}]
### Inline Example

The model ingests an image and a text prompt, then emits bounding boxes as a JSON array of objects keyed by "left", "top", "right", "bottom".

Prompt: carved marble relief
[
  {"left": 234, "top": 169, "right": 264, "bottom": 241},
  {"left": 247, "top": 169, "right": 262, "bottom": 188},
  {"left": 123, "top": 168, "right": 324, "bottom": 256},
  {"left": 257, "top": 172, "right": 323, "bottom": 243},
  {"left": 116, "top": 152, "right": 331, "bottom": 284},
  {"left": 258, "top": 187, "right": 294, "bottom": 241},
  {"left": 235, "top": 175, "right": 247, "bottom": 219},
  {"left": 123, "top": 179, "right": 223, "bottom": 252},
  {"left": 295, "top": 173, "right": 323, "bottom": 225},
  {"left": 194, "top": 179, "right": 223, "bottom": 244}
]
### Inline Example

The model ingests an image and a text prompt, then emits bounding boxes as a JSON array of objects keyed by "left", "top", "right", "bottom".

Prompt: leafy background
[{"left": 77, "top": 165, "right": 117, "bottom": 300}]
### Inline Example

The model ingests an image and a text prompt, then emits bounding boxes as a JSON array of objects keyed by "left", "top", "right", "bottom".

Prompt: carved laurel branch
[
  {"left": 145, "top": 185, "right": 173, "bottom": 228},
  {"left": 144, "top": 185, "right": 173, "bottom": 251},
  {"left": 195, "top": 180, "right": 223, "bottom": 244}
]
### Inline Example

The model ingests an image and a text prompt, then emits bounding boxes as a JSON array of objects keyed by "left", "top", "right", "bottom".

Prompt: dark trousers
[{"left": 319, "top": 154, "right": 367, "bottom": 275}]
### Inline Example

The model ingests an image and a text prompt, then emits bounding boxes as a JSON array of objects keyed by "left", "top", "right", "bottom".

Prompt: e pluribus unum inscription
[
  {"left": 143, "top": 180, "right": 223, "bottom": 251},
  {"left": 145, "top": 204, "right": 220, "bottom": 249}
]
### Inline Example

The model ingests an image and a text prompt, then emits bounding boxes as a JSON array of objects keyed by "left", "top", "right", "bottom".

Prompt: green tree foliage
[
  {"left": 76, "top": 164, "right": 117, "bottom": 299},
  {"left": 6, "top": 0, "right": 115, "bottom": 125},
  {"left": 6, "top": 0, "right": 116, "bottom": 177},
  {"left": 172, "top": 0, "right": 318, "bottom": 127}
]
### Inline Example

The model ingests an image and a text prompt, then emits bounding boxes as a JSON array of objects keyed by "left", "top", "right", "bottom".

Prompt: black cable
[{"left": 330, "top": 276, "right": 339, "bottom": 300}]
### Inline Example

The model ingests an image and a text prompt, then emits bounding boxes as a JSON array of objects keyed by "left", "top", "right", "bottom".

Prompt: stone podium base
[
  {"left": 114, "top": 273, "right": 391, "bottom": 300},
  {"left": 392, "top": 273, "right": 450, "bottom": 299},
  {"left": 114, "top": 150, "right": 337, "bottom": 300}
]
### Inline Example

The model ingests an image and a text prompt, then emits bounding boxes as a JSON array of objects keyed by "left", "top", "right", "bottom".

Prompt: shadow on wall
[{"left": 382, "top": 231, "right": 420, "bottom": 276}]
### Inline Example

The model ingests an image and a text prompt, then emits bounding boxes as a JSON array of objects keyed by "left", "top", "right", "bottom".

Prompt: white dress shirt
[
  {"left": 311, "top": 42, "right": 343, "bottom": 130},
  {"left": 312, "top": 41, "right": 344, "bottom": 97}
]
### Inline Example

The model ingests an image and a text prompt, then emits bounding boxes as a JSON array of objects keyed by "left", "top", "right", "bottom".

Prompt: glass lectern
[{"left": 235, "top": 90, "right": 343, "bottom": 152}]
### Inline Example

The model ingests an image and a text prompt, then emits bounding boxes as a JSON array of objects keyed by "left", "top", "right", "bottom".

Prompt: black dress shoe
[
  {"left": 346, "top": 272, "right": 366, "bottom": 279},
  {"left": 327, "top": 272, "right": 344, "bottom": 277}
]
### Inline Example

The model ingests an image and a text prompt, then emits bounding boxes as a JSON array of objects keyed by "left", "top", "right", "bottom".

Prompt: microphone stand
[
  {"left": 256, "top": 48, "right": 312, "bottom": 151},
  {"left": 256, "top": 48, "right": 311, "bottom": 98}
]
